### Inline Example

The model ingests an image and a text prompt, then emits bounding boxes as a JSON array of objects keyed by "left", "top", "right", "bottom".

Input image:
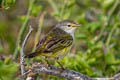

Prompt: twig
[
  {"left": 20, "top": 25, "right": 33, "bottom": 76},
  {"left": 25, "top": 63, "right": 120, "bottom": 80},
  {"left": 13, "top": 0, "right": 35, "bottom": 59},
  {"left": 106, "top": 24, "right": 118, "bottom": 50}
]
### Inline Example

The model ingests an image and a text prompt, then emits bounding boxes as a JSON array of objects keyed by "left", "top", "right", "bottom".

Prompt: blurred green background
[{"left": 0, "top": 0, "right": 120, "bottom": 80}]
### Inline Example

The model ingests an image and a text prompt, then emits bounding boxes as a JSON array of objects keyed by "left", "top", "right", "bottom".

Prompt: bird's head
[{"left": 56, "top": 20, "right": 81, "bottom": 36}]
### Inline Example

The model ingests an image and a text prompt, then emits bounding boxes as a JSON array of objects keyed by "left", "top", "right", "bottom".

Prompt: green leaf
[
  {"left": 0, "top": 61, "right": 18, "bottom": 80},
  {"left": 105, "top": 52, "right": 116, "bottom": 64},
  {"left": 31, "top": 4, "right": 42, "bottom": 16}
]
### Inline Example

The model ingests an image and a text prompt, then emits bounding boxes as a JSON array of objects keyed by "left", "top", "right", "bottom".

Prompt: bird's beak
[
  {"left": 75, "top": 24, "right": 82, "bottom": 27},
  {"left": 72, "top": 23, "right": 82, "bottom": 27}
]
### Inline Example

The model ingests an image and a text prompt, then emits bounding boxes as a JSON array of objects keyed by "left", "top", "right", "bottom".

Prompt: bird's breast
[{"left": 50, "top": 45, "right": 72, "bottom": 60}]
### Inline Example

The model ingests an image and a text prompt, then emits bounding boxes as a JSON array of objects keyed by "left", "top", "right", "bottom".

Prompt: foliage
[
  {"left": 1, "top": 0, "right": 16, "bottom": 9},
  {"left": 0, "top": 0, "right": 120, "bottom": 80},
  {"left": 0, "top": 58, "right": 18, "bottom": 80}
]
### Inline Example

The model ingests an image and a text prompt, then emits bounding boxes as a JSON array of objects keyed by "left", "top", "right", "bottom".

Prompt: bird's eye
[{"left": 67, "top": 24, "right": 71, "bottom": 27}]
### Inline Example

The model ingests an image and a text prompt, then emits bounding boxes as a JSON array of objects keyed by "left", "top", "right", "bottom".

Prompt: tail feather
[{"left": 24, "top": 52, "right": 37, "bottom": 58}]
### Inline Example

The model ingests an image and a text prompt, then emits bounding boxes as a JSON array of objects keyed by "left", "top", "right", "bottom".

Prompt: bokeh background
[{"left": 0, "top": 0, "right": 120, "bottom": 80}]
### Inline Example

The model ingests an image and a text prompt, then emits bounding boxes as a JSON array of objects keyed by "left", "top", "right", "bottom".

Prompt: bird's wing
[
  {"left": 36, "top": 36, "right": 47, "bottom": 50},
  {"left": 41, "top": 35, "right": 73, "bottom": 53},
  {"left": 35, "top": 28, "right": 56, "bottom": 50},
  {"left": 35, "top": 28, "right": 73, "bottom": 53}
]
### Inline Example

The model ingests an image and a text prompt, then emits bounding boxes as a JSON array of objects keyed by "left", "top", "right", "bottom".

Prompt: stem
[
  {"left": 106, "top": 24, "right": 118, "bottom": 50},
  {"left": 20, "top": 25, "right": 33, "bottom": 77},
  {"left": 13, "top": 0, "right": 34, "bottom": 59},
  {"left": 105, "top": 0, "right": 120, "bottom": 51},
  {"left": 60, "top": 0, "right": 67, "bottom": 20},
  {"left": 95, "top": 0, "right": 120, "bottom": 43}
]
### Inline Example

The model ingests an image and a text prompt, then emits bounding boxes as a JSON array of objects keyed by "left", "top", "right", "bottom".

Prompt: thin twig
[{"left": 20, "top": 25, "right": 33, "bottom": 76}]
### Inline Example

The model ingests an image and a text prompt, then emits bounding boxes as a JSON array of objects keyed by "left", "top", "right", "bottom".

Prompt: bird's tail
[{"left": 24, "top": 52, "right": 38, "bottom": 58}]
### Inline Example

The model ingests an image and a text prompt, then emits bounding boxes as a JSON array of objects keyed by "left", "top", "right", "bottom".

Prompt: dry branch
[
  {"left": 30, "top": 63, "right": 94, "bottom": 80},
  {"left": 20, "top": 25, "right": 33, "bottom": 76},
  {"left": 25, "top": 63, "right": 120, "bottom": 80}
]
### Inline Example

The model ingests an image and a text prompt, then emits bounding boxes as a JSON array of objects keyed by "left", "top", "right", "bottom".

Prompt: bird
[{"left": 25, "top": 20, "right": 81, "bottom": 69}]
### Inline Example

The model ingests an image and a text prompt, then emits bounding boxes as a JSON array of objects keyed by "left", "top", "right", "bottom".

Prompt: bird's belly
[{"left": 50, "top": 47, "right": 71, "bottom": 59}]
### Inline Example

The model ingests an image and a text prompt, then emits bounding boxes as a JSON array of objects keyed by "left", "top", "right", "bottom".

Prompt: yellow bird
[{"left": 25, "top": 20, "right": 81, "bottom": 69}]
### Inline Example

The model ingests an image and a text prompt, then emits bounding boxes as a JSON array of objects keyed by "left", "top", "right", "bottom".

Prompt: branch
[
  {"left": 113, "top": 72, "right": 120, "bottom": 80},
  {"left": 20, "top": 25, "right": 33, "bottom": 76},
  {"left": 27, "top": 63, "right": 95, "bottom": 80},
  {"left": 25, "top": 63, "right": 120, "bottom": 80}
]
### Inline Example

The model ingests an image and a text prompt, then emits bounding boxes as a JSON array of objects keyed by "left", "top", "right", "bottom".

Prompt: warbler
[{"left": 25, "top": 20, "right": 81, "bottom": 69}]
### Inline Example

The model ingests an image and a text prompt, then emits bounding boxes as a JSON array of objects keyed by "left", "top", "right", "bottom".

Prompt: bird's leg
[
  {"left": 56, "top": 60, "right": 65, "bottom": 70},
  {"left": 44, "top": 57, "right": 50, "bottom": 67}
]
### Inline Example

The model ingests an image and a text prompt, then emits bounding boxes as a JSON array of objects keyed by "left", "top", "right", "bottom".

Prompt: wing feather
[
  {"left": 35, "top": 28, "right": 73, "bottom": 54},
  {"left": 42, "top": 37, "right": 73, "bottom": 53}
]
